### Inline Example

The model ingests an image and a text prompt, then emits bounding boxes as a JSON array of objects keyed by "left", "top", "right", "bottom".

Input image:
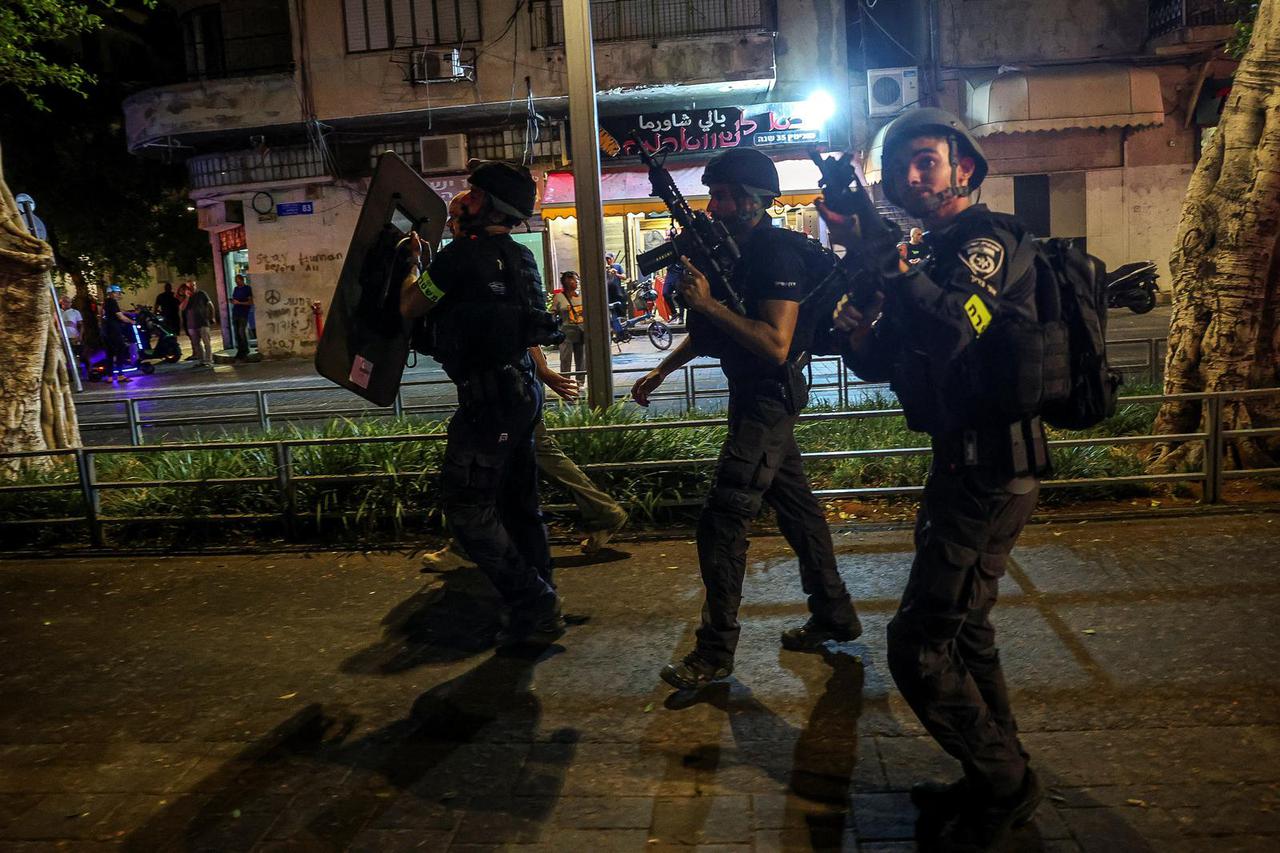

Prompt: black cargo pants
[
  {"left": 694, "top": 380, "right": 857, "bottom": 666},
  {"left": 886, "top": 461, "right": 1039, "bottom": 799},
  {"left": 440, "top": 369, "right": 555, "bottom": 613}
]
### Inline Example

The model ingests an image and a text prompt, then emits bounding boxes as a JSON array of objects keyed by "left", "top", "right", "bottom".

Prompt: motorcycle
[
  {"left": 1106, "top": 260, "right": 1159, "bottom": 314},
  {"left": 610, "top": 278, "right": 673, "bottom": 350}
]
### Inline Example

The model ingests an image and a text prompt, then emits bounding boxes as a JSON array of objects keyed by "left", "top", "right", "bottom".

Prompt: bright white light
[{"left": 803, "top": 90, "right": 837, "bottom": 126}]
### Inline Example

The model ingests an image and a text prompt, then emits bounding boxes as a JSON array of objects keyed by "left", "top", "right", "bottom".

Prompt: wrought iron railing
[
  {"left": 1149, "top": 0, "right": 1237, "bottom": 40},
  {"left": 187, "top": 145, "right": 328, "bottom": 190},
  {"left": 529, "top": 0, "right": 776, "bottom": 49}
]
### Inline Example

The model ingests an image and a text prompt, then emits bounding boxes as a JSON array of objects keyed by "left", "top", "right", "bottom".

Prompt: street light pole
[{"left": 561, "top": 0, "right": 613, "bottom": 410}]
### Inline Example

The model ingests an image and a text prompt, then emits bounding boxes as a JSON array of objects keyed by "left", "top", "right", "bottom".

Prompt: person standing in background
[{"left": 230, "top": 274, "right": 254, "bottom": 360}]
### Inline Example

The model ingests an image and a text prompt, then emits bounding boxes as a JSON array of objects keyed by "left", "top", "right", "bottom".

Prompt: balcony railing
[
  {"left": 187, "top": 145, "right": 327, "bottom": 190},
  {"left": 1149, "top": 0, "right": 1237, "bottom": 40},
  {"left": 529, "top": 0, "right": 776, "bottom": 50}
]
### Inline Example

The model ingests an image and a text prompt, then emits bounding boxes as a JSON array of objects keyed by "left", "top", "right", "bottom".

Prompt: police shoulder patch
[{"left": 958, "top": 237, "right": 1005, "bottom": 282}]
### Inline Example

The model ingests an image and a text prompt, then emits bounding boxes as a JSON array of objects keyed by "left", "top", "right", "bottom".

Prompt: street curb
[{"left": 1, "top": 503, "right": 1275, "bottom": 561}]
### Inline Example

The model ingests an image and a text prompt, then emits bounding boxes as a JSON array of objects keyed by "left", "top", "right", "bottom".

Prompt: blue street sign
[{"left": 276, "top": 202, "right": 314, "bottom": 216}]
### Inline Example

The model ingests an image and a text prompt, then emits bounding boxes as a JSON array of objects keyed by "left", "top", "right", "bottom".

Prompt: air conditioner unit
[
  {"left": 867, "top": 66, "right": 919, "bottom": 117},
  {"left": 420, "top": 133, "right": 469, "bottom": 173},
  {"left": 411, "top": 48, "right": 472, "bottom": 84},
  {"left": 196, "top": 200, "right": 243, "bottom": 229}
]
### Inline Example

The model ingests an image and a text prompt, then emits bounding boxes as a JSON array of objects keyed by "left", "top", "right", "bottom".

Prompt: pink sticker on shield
[{"left": 349, "top": 354, "right": 374, "bottom": 389}]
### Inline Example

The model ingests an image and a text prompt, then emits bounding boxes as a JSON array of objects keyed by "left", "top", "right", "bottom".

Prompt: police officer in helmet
[
  {"left": 820, "top": 108, "right": 1047, "bottom": 850},
  {"left": 632, "top": 147, "right": 863, "bottom": 691},
  {"left": 400, "top": 160, "right": 566, "bottom": 645}
]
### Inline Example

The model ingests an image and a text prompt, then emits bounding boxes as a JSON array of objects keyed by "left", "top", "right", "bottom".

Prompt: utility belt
[
  {"left": 931, "top": 415, "right": 1051, "bottom": 479},
  {"left": 728, "top": 354, "right": 810, "bottom": 416},
  {"left": 456, "top": 363, "right": 533, "bottom": 411}
]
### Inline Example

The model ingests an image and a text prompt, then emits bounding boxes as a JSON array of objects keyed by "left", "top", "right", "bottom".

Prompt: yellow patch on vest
[
  {"left": 417, "top": 270, "right": 445, "bottom": 303},
  {"left": 964, "top": 294, "right": 992, "bottom": 336}
]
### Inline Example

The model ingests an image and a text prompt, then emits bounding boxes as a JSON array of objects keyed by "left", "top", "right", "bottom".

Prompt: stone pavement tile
[
  {"left": 1028, "top": 802, "right": 1073, "bottom": 840},
  {"left": 160, "top": 798, "right": 291, "bottom": 851},
  {"left": 649, "top": 795, "right": 752, "bottom": 844},
  {"left": 538, "top": 828, "right": 652, "bottom": 851},
  {"left": 450, "top": 797, "right": 557, "bottom": 845},
  {"left": 550, "top": 796, "right": 654, "bottom": 829},
  {"left": 0, "top": 794, "right": 44, "bottom": 833},
  {"left": 753, "top": 827, "right": 857, "bottom": 852},
  {"left": 850, "top": 792, "right": 915, "bottom": 841},
  {"left": 397, "top": 743, "right": 531, "bottom": 800},
  {"left": 555, "top": 743, "right": 696, "bottom": 797},
  {"left": 343, "top": 828, "right": 455, "bottom": 852},
  {"left": 262, "top": 786, "right": 385, "bottom": 843},
  {"left": 85, "top": 793, "right": 213, "bottom": 843},
  {"left": 0, "top": 843, "right": 123, "bottom": 851},
  {"left": 1025, "top": 727, "right": 1280, "bottom": 786},
  {"left": 750, "top": 793, "right": 850, "bottom": 830},
  {"left": 1053, "top": 596, "right": 1280, "bottom": 692},
  {"left": 366, "top": 792, "right": 467, "bottom": 830},
  {"left": 0, "top": 793, "right": 128, "bottom": 841},
  {"left": 112, "top": 793, "right": 215, "bottom": 847},
  {"left": 1152, "top": 837, "right": 1280, "bottom": 853},
  {"left": 872, "top": 736, "right": 953, "bottom": 791},
  {"left": 1056, "top": 805, "right": 1180, "bottom": 851}
]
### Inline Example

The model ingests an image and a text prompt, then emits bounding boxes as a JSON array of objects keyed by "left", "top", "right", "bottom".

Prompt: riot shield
[{"left": 315, "top": 151, "right": 447, "bottom": 406}]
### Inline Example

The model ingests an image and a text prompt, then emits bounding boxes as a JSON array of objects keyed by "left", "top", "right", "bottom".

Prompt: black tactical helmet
[
  {"left": 468, "top": 160, "right": 538, "bottom": 219},
  {"left": 702, "top": 148, "right": 781, "bottom": 199},
  {"left": 879, "top": 108, "right": 988, "bottom": 206}
]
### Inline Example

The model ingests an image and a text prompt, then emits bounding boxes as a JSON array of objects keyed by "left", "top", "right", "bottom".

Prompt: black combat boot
[
  {"left": 497, "top": 595, "right": 566, "bottom": 646},
  {"left": 780, "top": 615, "right": 863, "bottom": 652},
  {"left": 660, "top": 652, "right": 732, "bottom": 690},
  {"left": 929, "top": 768, "right": 1043, "bottom": 852},
  {"left": 911, "top": 777, "right": 971, "bottom": 817}
]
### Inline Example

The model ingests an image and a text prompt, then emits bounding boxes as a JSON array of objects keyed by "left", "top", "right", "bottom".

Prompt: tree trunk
[
  {"left": 1149, "top": 1, "right": 1280, "bottom": 475},
  {"left": 0, "top": 148, "right": 81, "bottom": 475}
]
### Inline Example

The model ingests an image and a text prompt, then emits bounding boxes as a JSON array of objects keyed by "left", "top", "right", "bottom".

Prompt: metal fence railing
[
  {"left": 3, "top": 387, "right": 1278, "bottom": 549},
  {"left": 72, "top": 336, "right": 1170, "bottom": 447}
]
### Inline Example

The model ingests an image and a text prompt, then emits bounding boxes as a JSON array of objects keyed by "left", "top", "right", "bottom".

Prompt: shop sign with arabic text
[{"left": 599, "top": 102, "right": 829, "bottom": 160}]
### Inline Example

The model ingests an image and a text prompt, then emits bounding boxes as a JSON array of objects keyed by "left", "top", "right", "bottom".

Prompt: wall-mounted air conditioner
[
  {"left": 420, "top": 134, "right": 468, "bottom": 173},
  {"left": 867, "top": 66, "right": 919, "bottom": 117},
  {"left": 411, "top": 48, "right": 473, "bottom": 84},
  {"left": 196, "top": 200, "right": 244, "bottom": 230}
]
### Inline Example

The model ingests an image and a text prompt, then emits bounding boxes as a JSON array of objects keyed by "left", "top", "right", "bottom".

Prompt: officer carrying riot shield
[
  {"left": 631, "top": 148, "right": 863, "bottom": 691},
  {"left": 821, "top": 109, "right": 1049, "bottom": 850},
  {"left": 400, "top": 160, "right": 566, "bottom": 645}
]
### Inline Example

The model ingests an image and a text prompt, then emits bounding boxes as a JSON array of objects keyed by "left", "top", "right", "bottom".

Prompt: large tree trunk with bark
[
  {"left": 0, "top": 150, "right": 81, "bottom": 475},
  {"left": 1149, "top": 1, "right": 1280, "bottom": 475}
]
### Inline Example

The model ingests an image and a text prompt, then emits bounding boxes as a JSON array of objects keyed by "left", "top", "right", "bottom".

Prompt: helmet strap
[{"left": 917, "top": 132, "right": 974, "bottom": 213}]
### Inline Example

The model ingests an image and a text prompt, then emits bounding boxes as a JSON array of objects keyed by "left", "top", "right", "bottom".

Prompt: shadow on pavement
[
  {"left": 124, "top": 644, "right": 572, "bottom": 850},
  {"left": 341, "top": 567, "right": 502, "bottom": 674}
]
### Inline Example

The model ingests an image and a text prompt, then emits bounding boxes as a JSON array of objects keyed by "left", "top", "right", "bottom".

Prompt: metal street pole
[{"left": 562, "top": 0, "right": 613, "bottom": 410}]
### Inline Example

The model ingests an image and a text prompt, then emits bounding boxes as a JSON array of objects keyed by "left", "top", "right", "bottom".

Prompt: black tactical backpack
[{"left": 1033, "top": 238, "right": 1122, "bottom": 429}]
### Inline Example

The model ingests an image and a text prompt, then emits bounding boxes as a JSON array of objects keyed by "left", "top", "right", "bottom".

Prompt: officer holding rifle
[
  {"left": 631, "top": 148, "right": 862, "bottom": 691},
  {"left": 821, "top": 109, "right": 1047, "bottom": 851}
]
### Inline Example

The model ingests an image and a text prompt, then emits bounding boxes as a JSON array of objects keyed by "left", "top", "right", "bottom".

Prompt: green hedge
[{"left": 0, "top": 386, "right": 1169, "bottom": 548}]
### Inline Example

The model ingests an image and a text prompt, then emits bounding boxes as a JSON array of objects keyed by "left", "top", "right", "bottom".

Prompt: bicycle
[{"left": 610, "top": 278, "right": 672, "bottom": 350}]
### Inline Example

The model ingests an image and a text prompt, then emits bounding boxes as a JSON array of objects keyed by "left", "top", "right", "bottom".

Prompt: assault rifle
[
  {"left": 807, "top": 148, "right": 902, "bottom": 313},
  {"left": 631, "top": 134, "right": 745, "bottom": 316}
]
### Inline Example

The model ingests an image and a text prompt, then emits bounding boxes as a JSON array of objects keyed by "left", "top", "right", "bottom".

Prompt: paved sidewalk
[{"left": 1, "top": 512, "right": 1278, "bottom": 851}]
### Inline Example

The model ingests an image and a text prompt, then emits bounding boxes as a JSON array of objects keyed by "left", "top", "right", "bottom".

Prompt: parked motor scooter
[{"left": 1106, "top": 261, "right": 1158, "bottom": 314}]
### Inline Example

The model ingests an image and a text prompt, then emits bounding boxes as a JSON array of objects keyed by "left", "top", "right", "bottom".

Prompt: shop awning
[
  {"left": 964, "top": 64, "right": 1165, "bottom": 137},
  {"left": 541, "top": 158, "right": 822, "bottom": 219}
]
